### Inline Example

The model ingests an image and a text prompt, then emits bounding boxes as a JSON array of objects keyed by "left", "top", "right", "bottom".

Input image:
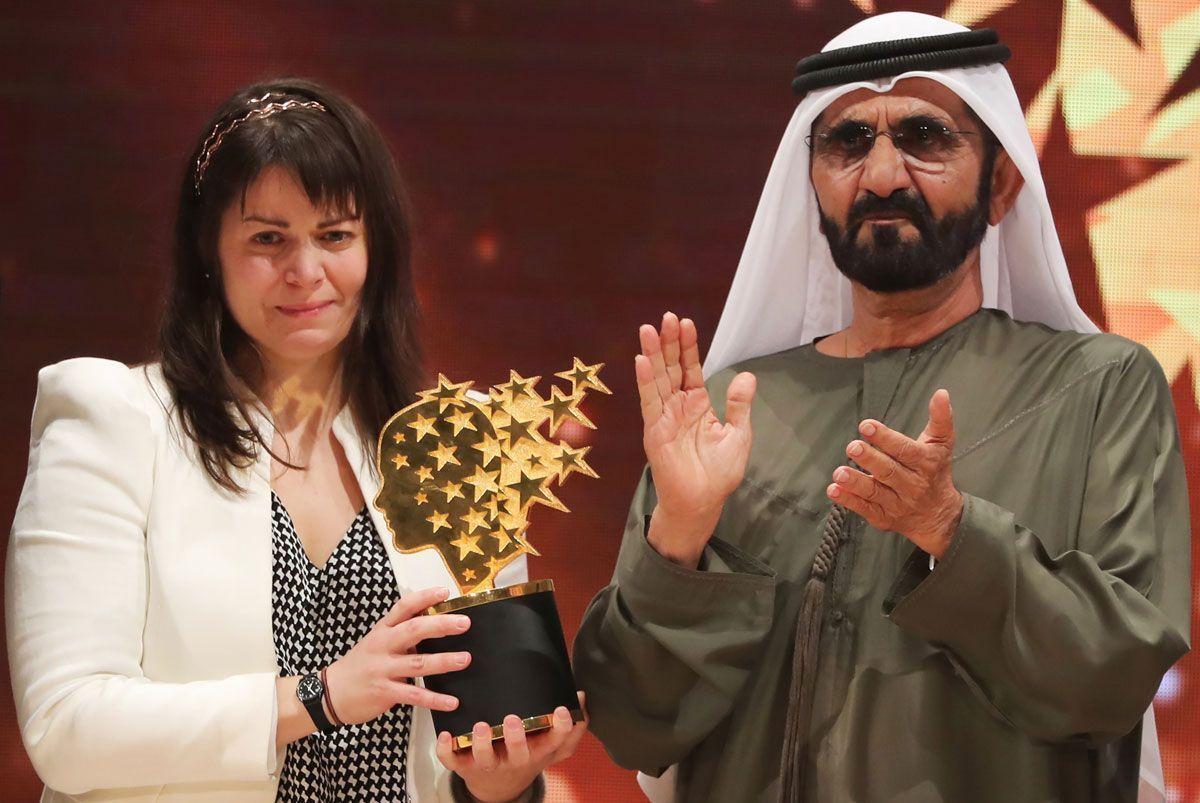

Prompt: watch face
[{"left": 297, "top": 674, "right": 323, "bottom": 703}]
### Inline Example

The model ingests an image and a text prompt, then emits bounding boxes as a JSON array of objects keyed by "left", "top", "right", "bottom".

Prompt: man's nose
[{"left": 857, "top": 135, "right": 913, "bottom": 199}]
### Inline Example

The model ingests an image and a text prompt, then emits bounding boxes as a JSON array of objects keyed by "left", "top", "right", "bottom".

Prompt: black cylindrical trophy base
[{"left": 418, "top": 579, "right": 582, "bottom": 749}]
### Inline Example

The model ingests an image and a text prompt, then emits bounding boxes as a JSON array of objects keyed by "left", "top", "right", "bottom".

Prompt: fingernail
[
  {"left": 828, "top": 484, "right": 840, "bottom": 498},
  {"left": 848, "top": 441, "right": 863, "bottom": 456},
  {"left": 835, "top": 468, "right": 849, "bottom": 482},
  {"left": 456, "top": 652, "right": 471, "bottom": 666},
  {"left": 454, "top": 615, "right": 470, "bottom": 630},
  {"left": 860, "top": 421, "right": 877, "bottom": 436}
]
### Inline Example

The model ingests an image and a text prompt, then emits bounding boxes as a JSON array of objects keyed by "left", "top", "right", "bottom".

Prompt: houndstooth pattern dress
[{"left": 271, "top": 492, "right": 413, "bottom": 802}]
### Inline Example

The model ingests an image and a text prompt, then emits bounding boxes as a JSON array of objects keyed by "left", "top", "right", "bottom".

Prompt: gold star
[
  {"left": 551, "top": 442, "right": 598, "bottom": 484},
  {"left": 416, "top": 465, "right": 434, "bottom": 483},
  {"left": 471, "top": 433, "right": 505, "bottom": 467},
  {"left": 497, "top": 370, "right": 541, "bottom": 402},
  {"left": 462, "top": 465, "right": 501, "bottom": 502},
  {"left": 426, "top": 510, "right": 451, "bottom": 533},
  {"left": 463, "top": 568, "right": 477, "bottom": 582},
  {"left": 439, "top": 481, "right": 465, "bottom": 503},
  {"left": 501, "top": 414, "right": 536, "bottom": 446},
  {"left": 430, "top": 442, "right": 460, "bottom": 470},
  {"left": 461, "top": 508, "right": 490, "bottom": 534},
  {"left": 486, "top": 555, "right": 510, "bottom": 574},
  {"left": 450, "top": 532, "right": 484, "bottom": 559},
  {"left": 483, "top": 495, "right": 503, "bottom": 521},
  {"left": 489, "top": 527, "right": 513, "bottom": 552},
  {"left": 556, "top": 358, "right": 610, "bottom": 395},
  {"left": 510, "top": 526, "right": 540, "bottom": 556},
  {"left": 414, "top": 491, "right": 429, "bottom": 506},
  {"left": 392, "top": 431, "right": 406, "bottom": 444},
  {"left": 418, "top": 374, "right": 473, "bottom": 413},
  {"left": 485, "top": 390, "right": 508, "bottom": 417},
  {"left": 446, "top": 407, "right": 477, "bottom": 436},
  {"left": 408, "top": 413, "right": 438, "bottom": 442},
  {"left": 390, "top": 453, "right": 409, "bottom": 470},
  {"left": 507, "top": 467, "right": 566, "bottom": 511},
  {"left": 543, "top": 386, "right": 595, "bottom": 435}
]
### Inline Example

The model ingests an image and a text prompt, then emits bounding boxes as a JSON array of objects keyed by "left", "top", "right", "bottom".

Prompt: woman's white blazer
[{"left": 7, "top": 357, "right": 527, "bottom": 802}]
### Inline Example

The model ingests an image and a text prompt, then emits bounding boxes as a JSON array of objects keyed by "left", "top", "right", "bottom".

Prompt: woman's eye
[
  {"left": 251, "top": 231, "right": 283, "bottom": 246},
  {"left": 322, "top": 230, "right": 354, "bottom": 244}
]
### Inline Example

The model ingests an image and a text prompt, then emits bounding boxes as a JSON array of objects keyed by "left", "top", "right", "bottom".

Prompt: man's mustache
[{"left": 847, "top": 191, "right": 935, "bottom": 238}]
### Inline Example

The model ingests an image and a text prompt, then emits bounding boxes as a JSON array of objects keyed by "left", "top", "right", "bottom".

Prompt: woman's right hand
[
  {"left": 325, "top": 586, "right": 471, "bottom": 725},
  {"left": 637, "top": 312, "right": 756, "bottom": 570}
]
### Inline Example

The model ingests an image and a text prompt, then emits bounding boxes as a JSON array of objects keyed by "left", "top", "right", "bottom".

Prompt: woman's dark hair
[{"left": 159, "top": 77, "right": 424, "bottom": 492}]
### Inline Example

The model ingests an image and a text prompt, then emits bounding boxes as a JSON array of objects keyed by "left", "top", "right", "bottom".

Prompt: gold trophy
[{"left": 372, "top": 359, "right": 608, "bottom": 748}]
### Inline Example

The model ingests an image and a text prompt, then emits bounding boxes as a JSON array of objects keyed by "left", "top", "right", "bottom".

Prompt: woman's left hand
[{"left": 435, "top": 694, "right": 587, "bottom": 803}]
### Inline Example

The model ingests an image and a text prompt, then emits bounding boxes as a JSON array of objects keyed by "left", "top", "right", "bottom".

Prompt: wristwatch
[{"left": 297, "top": 672, "right": 336, "bottom": 734}]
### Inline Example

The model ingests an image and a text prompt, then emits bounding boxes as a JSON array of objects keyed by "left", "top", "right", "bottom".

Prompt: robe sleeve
[
  {"left": 572, "top": 466, "right": 777, "bottom": 773},
  {"left": 884, "top": 344, "right": 1191, "bottom": 746}
]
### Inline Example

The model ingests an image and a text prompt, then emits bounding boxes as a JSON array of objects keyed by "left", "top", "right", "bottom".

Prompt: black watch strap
[{"left": 297, "top": 672, "right": 336, "bottom": 734}]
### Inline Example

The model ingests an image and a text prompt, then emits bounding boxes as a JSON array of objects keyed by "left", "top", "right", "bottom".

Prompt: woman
[{"left": 7, "top": 78, "right": 584, "bottom": 802}]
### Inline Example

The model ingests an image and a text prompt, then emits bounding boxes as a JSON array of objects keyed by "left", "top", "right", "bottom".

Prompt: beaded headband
[
  {"left": 791, "top": 29, "right": 1010, "bottom": 96},
  {"left": 192, "top": 92, "right": 328, "bottom": 194}
]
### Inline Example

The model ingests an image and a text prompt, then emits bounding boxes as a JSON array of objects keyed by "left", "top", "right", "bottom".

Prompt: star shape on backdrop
[
  {"left": 373, "top": 360, "right": 604, "bottom": 593},
  {"left": 1038, "top": 93, "right": 1181, "bottom": 330}
]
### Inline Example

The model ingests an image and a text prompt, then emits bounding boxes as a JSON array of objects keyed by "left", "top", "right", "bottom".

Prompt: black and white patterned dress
[{"left": 271, "top": 492, "right": 413, "bottom": 802}]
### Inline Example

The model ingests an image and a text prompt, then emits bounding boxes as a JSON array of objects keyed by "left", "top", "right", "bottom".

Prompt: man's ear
[{"left": 987, "top": 149, "right": 1024, "bottom": 226}]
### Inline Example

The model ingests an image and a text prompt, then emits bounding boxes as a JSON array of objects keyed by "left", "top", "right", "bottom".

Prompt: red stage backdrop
[{"left": 2, "top": 1, "right": 1198, "bottom": 800}]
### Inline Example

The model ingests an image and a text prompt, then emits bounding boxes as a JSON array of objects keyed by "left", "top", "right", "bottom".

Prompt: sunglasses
[{"left": 806, "top": 115, "right": 982, "bottom": 171}]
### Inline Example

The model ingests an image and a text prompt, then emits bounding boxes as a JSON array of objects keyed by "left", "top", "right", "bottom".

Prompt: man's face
[{"left": 809, "top": 78, "right": 996, "bottom": 293}]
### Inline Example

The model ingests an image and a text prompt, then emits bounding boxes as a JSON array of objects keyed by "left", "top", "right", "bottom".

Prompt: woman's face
[{"left": 217, "top": 164, "right": 367, "bottom": 370}]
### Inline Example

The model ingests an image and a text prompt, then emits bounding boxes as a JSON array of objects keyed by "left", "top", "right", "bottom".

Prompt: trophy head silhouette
[{"left": 373, "top": 360, "right": 608, "bottom": 592}]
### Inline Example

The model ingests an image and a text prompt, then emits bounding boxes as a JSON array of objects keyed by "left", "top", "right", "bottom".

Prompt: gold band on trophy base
[
  {"left": 426, "top": 579, "right": 555, "bottom": 615},
  {"left": 449, "top": 708, "right": 588, "bottom": 750}
]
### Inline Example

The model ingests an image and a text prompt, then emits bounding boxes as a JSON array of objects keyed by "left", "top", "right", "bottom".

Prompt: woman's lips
[{"left": 277, "top": 301, "right": 333, "bottom": 317}]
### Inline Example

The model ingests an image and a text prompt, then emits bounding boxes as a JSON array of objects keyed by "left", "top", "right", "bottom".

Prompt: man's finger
[
  {"left": 661, "top": 312, "right": 683, "bottom": 392},
  {"left": 635, "top": 355, "right": 664, "bottom": 426},
  {"left": 845, "top": 439, "right": 916, "bottom": 492},
  {"left": 920, "top": 389, "right": 955, "bottom": 449},
  {"left": 857, "top": 419, "right": 921, "bottom": 469},
  {"left": 639, "top": 324, "right": 674, "bottom": 401},
  {"left": 679, "top": 318, "right": 705, "bottom": 390},
  {"left": 831, "top": 465, "right": 901, "bottom": 508},
  {"left": 724, "top": 372, "right": 757, "bottom": 432},
  {"left": 827, "top": 481, "right": 887, "bottom": 527}
]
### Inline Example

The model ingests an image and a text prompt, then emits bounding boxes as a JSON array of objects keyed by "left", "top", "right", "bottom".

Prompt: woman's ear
[{"left": 987, "top": 149, "right": 1025, "bottom": 226}]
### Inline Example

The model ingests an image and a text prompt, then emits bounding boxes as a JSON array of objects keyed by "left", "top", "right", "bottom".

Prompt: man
[{"left": 573, "top": 12, "right": 1190, "bottom": 803}]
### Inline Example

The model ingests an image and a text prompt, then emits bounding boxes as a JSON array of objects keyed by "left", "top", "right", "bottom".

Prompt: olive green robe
[{"left": 573, "top": 309, "right": 1191, "bottom": 802}]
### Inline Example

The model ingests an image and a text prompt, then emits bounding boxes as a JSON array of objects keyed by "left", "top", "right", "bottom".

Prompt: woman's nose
[{"left": 283, "top": 242, "right": 325, "bottom": 286}]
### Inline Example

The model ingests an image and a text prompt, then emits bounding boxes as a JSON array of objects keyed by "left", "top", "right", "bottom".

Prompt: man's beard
[{"left": 818, "top": 171, "right": 993, "bottom": 294}]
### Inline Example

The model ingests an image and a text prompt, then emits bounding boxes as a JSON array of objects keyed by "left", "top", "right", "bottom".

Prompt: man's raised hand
[{"left": 636, "top": 312, "right": 756, "bottom": 569}]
